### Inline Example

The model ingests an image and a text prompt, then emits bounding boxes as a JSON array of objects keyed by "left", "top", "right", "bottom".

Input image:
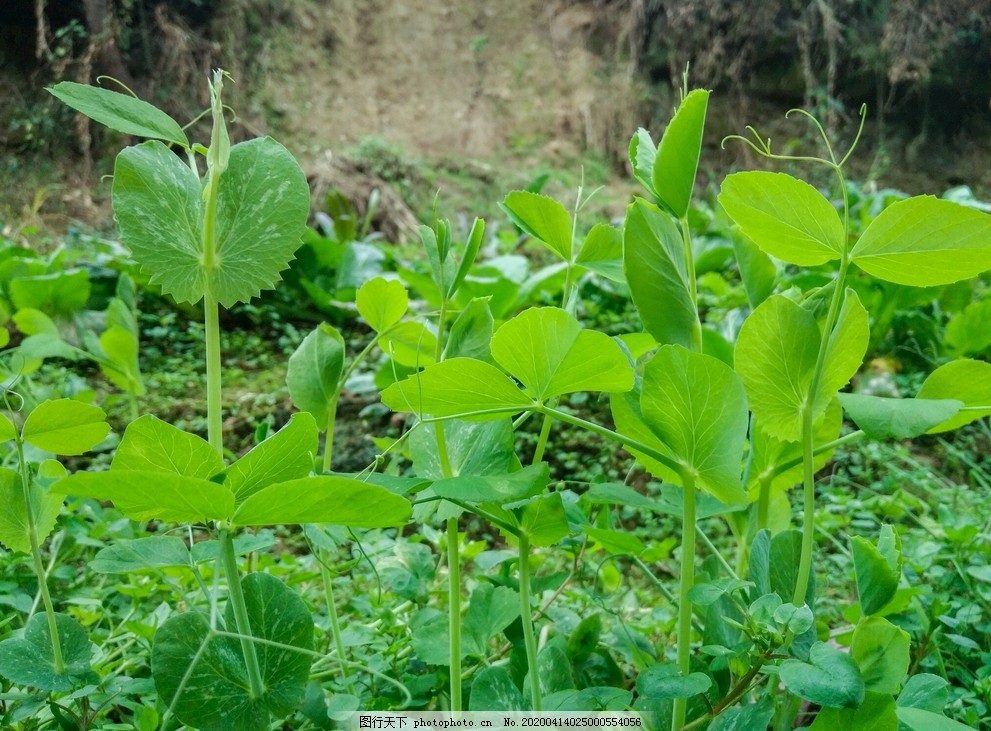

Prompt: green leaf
[
  {"left": 48, "top": 81, "right": 189, "bottom": 148},
  {"left": 287, "top": 323, "right": 346, "bottom": 429},
  {"left": 225, "top": 413, "right": 317, "bottom": 502},
  {"left": 585, "top": 527, "right": 644, "bottom": 555},
  {"left": 945, "top": 298, "right": 991, "bottom": 355},
  {"left": 463, "top": 585, "right": 520, "bottom": 656},
  {"left": 444, "top": 297, "right": 494, "bottom": 361},
  {"left": 749, "top": 529, "right": 816, "bottom": 606},
  {"left": 917, "top": 359, "right": 991, "bottom": 433},
  {"left": 152, "top": 573, "right": 313, "bottom": 731},
  {"left": 818, "top": 289, "right": 870, "bottom": 409},
  {"left": 0, "top": 613, "right": 96, "bottom": 692},
  {"left": 469, "top": 666, "right": 525, "bottom": 711},
  {"left": 609, "top": 391, "right": 679, "bottom": 484},
  {"left": 12, "top": 307, "right": 58, "bottom": 336},
  {"left": 113, "top": 415, "right": 223, "bottom": 478},
  {"left": 98, "top": 325, "right": 145, "bottom": 395},
  {"left": 500, "top": 191, "right": 573, "bottom": 261},
  {"left": 231, "top": 476, "right": 410, "bottom": 528},
  {"left": 851, "top": 617, "right": 910, "bottom": 694},
  {"left": 850, "top": 196, "right": 991, "bottom": 286},
  {"left": 707, "top": 698, "right": 774, "bottom": 731},
  {"left": 22, "top": 399, "right": 109, "bottom": 455},
  {"left": 732, "top": 236, "right": 777, "bottom": 308},
  {"left": 779, "top": 641, "right": 865, "bottom": 708},
  {"left": 90, "top": 536, "right": 192, "bottom": 573},
  {"left": 356, "top": 277, "right": 408, "bottom": 332},
  {"left": 897, "top": 674, "right": 949, "bottom": 713},
  {"left": 735, "top": 295, "right": 819, "bottom": 441},
  {"left": 113, "top": 137, "right": 310, "bottom": 307},
  {"left": 836, "top": 393, "right": 963, "bottom": 440},
  {"left": 583, "top": 482, "right": 661, "bottom": 512},
  {"left": 641, "top": 346, "right": 748, "bottom": 503},
  {"left": 719, "top": 172, "right": 845, "bottom": 266},
  {"left": 380, "top": 321, "right": 437, "bottom": 367},
  {"left": 52, "top": 471, "right": 234, "bottom": 523},
  {"left": 544, "top": 687, "right": 633, "bottom": 712},
  {"left": 638, "top": 664, "right": 712, "bottom": 701},
  {"left": 10, "top": 269, "right": 91, "bottom": 317},
  {"left": 809, "top": 692, "right": 898, "bottom": 731},
  {"left": 490, "top": 307, "right": 633, "bottom": 400},
  {"left": 629, "top": 128, "right": 658, "bottom": 198},
  {"left": 853, "top": 525, "right": 902, "bottom": 616},
  {"left": 576, "top": 223, "right": 625, "bottom": 282},
  {"left": 0, "top": 413, "right": 15, "bottom": 443},
  {"left": 410, "top": 418, "right": 516, "bottom": 480},
  {"left": 0, "top": 467, "right": 62, "bottom": 554},
  {"left": 381, "top": 357, "right": 532, "bottom": 418},
  {"left": 896, "top": 707, "right": 974, "bottom": 731},
  {"left": 449, "top": 218, "right": 485, "bottom": 298},
  {"left": 652, "top": 88, "right": 709, "bottom": 218},
  {"left": 528, "top": 640, "right": 576, "bottom": 699},
  {"left": 432, "top": 463, "right": 549, "bottom": 505},
  {"left": 624, "top": 198, "right": 696, "bottom": 348},
  {"left": 520, "top": 492, "right": 571, "bottom": 547}
]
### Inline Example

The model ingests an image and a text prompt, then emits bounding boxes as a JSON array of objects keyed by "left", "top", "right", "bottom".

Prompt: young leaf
[
  {"left": 624, "top": 198, "right": 697, "bottom": 348},
  {"left": 490, "top": 307, "right": 633, "bottom": 400},
  {"left": 853, "top": 527, "right": 902, "bottom": 616},
  {"left": 113, "top": 415, "right": 223, "bottom": 478},
  {"left": 850, "top": 196, "right": 991, "bottom": 286},
  {"left": 287, "top": 323, "right": 346, "bottom": 429},
  {"left": 444, "top": 298, "right": 494, "bottom": 361},
  {"left": 732, "top": 236, "right": 777, "bottom": 308},
  {"left": 356, "top": 277, "right": 408, "bottom": 332},
  {"left": 49, "top": 81, "right": 189, "bottom": 148},
  {"left": 0, "top": 613, "right": 96, "bottom": 692},
  {"left": 224, "top": 413, "right": 318, "bottom": 502},
  {"left": 836, "top": 393, "right": 963, "bottom": 440},
  {"left": 629, "top": 128, "right": 658, "bottom": 198},
  {"left": 52, "top": 471, "right": 235, "bottom": 523},
  {"left": 917, "top": 359, "right": 991, "bottom": 432},
  {"left": 449, "top": 217, "right": 486, "bottom": 297},
  {"left": 381, "top": 357, "right": 532, "bottom": 418},
  {"left": 0, "top": 468, "right": 62, "bottom": 554},
  {"left": 719, "top": 172, "right": 845, "bottom": 266},
  {"left": 640, "top": 346, "right": 748, "bottom": 504},
  {"left": 0, "top": 414, "right": 16, "bottom": 443},
  {"left": 652, "top": 88, "right": 709, "bottom": 218},
  {"left": 98, "top": 325, "right": 145, "bottom": 395},
  {"left": 231, "top": 476, "right": 410, "bottom": 527},
  {"left": 152, "top": 574, "right": 312, "bottom": 731},
  {"left": 576, "top": 223, "right": 624, "bottom": 282},
  {"left": 21, "top": 399, "right": 109, "bottom": 455},
  {"left": 500, "top": 191, "right": 573, "bottom": 261},
  {"left": 520, "top": 492, "right": 571, "bottom": 546}
]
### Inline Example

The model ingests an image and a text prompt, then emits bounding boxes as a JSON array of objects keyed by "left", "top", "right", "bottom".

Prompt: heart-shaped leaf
[
  {"left": 356, "top": 277, "right": 408, "bottom": 332},
  {"left": 0, "top": 613, "right": 96, "bottom": 692},
  {"left": 152, "top": 573, "right": 313, "bottom": 731}
]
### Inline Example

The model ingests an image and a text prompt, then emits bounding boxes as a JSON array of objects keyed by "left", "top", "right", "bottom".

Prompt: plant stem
[
  {"left": 320, "top": 561, "right": 356, "bottom": 695},
  {"left": 532, "top": 413, "right": 554, "bottom": 464},
  {"left": 219, "top": 528, "right": 264, "bottom": 699},
  {"left": 13, "top": 434, "right": 64, "bottom": 672},
  {"left": 672, "top": 472, "right": 697, "bottom": 731},
  {"left": 756, "top": 475, "right": 772, "bottom": 532},
  {"left": 322, "top": 393, "right": 340, "bottom": 473},
  {"left": 680, "top": 216, "right": 703, "bottom": 353},
  {"left": 446, "top": 517, "right": 462, "bottom": 712},
  {"left": 518, "top": 532, "right": 542, "bottom": 711},
  {"left": 204, "top": 294, "right": 223, "bottom": 454}
]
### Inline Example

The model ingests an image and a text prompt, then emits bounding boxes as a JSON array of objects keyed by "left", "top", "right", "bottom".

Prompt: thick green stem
[
  {"left": 204, "top": 295, "right": 223, "bottom": 454},
  {"left": 519, "top": 532, "right": 542, "bottom": 711},
  {"left": 322, "top": 393, "right": 340, "bottom": 473},
  {"left": 14, "top": 436, "right": 64, "bottom": 672},
  {"left": 219, "top": 529, "right": 264, "bottom": 699},
  {"left": 672, "top": 473, "right": 697, "bottom": 731},
  {"left": 446, "top": 517, "right": 463, "bottom": 712},
  {"left": 532, "top": 413, "right": 554, "bottom": 464},
  {"left": 320, "top": 561, "right": 355, "bottom": 695}
]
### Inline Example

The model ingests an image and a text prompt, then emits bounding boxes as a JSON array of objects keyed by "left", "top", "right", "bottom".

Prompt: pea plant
[
  {"left": 2, "top": 68, "right": 991, "bottom": 731},
  {"left": 382, "top": 87, "right": 991, "bottom": 729}
]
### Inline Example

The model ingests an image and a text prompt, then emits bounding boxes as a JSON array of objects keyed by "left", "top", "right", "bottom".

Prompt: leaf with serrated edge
[
  {"left": 231, "top": 476, "right": 410, "bottom": 527},
  {"left": 22, "top": 399, "right": 109, "bottom": 455},
  {"left": 719, "top": 171, "right": 845, "bottom": 266},
  {"left": 381, "top": 357, "right": 531, "bottom": 419},
  {"left": 225, "top": 413, "right": 317, "bottom": 502},
  {"left": 851, "top": 196, "right": 991, "bottom": 286},
  {"left": 113, "top": 415, "right": 222, "bottom": 478},
  {"left": 52, "top": 471, "right": 234, "bottom": 523}
]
